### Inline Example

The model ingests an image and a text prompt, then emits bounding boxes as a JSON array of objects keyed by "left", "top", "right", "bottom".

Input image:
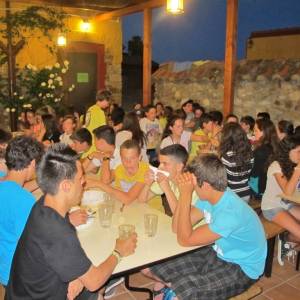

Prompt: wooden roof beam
[
  {"left": 95, "top": 0, "right": 165, "bottom": 21},
  {"left": 223, "top": 0, "right": 238, "bottom": 117}
]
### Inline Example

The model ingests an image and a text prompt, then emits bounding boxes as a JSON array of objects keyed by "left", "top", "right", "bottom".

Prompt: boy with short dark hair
[
  {"left": 144, "top": 154, "right": 267, "bottom": 299},
  {"left": 0, "top": 136, "right": 44, "bottom": 286},
  {"left": 5, "top": 144, "right": 137, "bottom": 299}
]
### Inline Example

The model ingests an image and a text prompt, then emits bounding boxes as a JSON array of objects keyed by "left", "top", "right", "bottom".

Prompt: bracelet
[{"left": 112, "top": 249, "right": 122, "bottom": 264}]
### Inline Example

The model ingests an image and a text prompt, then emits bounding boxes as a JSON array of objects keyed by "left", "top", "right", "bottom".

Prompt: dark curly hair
[
  {"left": 6, "top": 136, "right": 44, "bottom": 171},
  {"left": 275, "top": 135, "right": 300, "bottom": 180},
  {"left": 220, "top": 123, "right": 253, "bottom": 171}
]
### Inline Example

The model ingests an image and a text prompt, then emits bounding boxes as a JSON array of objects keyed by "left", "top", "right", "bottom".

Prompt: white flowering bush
[
  {"left": 16, "top": 60, "right": 75, "bottom": 110},
  {"left": 0, "top": 60, "right": 75, "bottom": 112}
]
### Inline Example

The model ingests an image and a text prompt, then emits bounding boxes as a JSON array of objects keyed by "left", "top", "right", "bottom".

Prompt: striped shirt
[{"left": 221, "top": 151, "right": 254, "bottom": 199}]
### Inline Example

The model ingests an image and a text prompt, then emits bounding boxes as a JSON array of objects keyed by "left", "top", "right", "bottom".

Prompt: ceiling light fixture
[
  {"left": 80, "top": 19, "right": 91, "bottom": 32},
  {"left": 167, "top": 0, "right": 184, "bottom": 14}
]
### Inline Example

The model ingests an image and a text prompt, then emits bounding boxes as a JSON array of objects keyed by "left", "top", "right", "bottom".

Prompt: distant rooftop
[{"left": 250, "top": 27, "right": 300, "bottom": 39}]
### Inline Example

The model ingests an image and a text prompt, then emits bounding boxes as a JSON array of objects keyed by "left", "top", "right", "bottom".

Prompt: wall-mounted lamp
[
  {"left": 167, "top": 0, "right": 184, "bottom": 14},
  {"left": 57, "top": 33, "right": 67, "bottom": 46},
  {"left": 80, "top": 19, "right": 92, "bottom": 32}
]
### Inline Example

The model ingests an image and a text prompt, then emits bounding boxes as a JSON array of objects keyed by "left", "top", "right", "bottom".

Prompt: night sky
[{"left": 122, "top": 0, "right": 300, "bottom": 63}]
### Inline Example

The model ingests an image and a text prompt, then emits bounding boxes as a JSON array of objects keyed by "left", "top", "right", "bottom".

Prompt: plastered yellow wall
[
  {"left": 0, "top": 3, "right": 122, "bottom": 68},
  {"left": 247, "top": 35, "right": 300, "bottom": 60}
]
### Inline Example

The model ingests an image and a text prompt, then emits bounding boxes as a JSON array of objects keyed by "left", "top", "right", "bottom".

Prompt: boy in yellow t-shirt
[
  {"left": 86, "top": 139, "right": 149, "bottom": 205},
  {"left": 190, "top": 113, "right": 213, "bottom": 159},
  {"left": 83, "top": 90, "right": 111, "bottom": 157}
]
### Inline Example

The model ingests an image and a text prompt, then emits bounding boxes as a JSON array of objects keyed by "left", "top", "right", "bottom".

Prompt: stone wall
[
  {"left": 153, "top": 59, "right": 300, "bottom": 124},
  {"left": 105, "top": 50, "right": 122, "bottom": 104}
]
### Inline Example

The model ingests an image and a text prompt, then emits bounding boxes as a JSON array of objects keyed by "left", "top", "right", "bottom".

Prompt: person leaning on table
[
  {"left": 143, "top": 154, "right": 267, "bottom": 300},
  {"left": 5, "top": 144, "right": 137, "bottom": 300}
]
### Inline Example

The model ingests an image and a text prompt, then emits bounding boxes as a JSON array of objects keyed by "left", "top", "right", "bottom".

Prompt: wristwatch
[
  {"left": 103, "top": 156, "right": 110, "bottom": 161},
  {"left": 112, "top": 249, "right": 122, "bottom": 264}
]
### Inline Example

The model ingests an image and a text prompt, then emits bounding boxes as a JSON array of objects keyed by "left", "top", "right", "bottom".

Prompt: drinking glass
[
  {"left": 144, "top": 214, "right": 158, "bottom": 237},
  {"left": 103, "top": 193, "right": 115, "bottom": 211},
  {"left": 98, "top": 202, "right": 113, "bottom": 228},
  {"left": 118, "top": 224, "right": 135, "bottom": 240}
]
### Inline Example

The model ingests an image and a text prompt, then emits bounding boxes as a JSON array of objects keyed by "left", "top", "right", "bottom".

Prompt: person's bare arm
[
  {"left": 79, "top": 234, "right": 137, "bottom": 291},
  {"left": 100, "top": 160, "right": 114, "bottom": 184},
  {"left": 190, "top": 133, "right": 210, "bottom": 143},
  {"left": 86, "top": 179, "right": 145, "bottom": 205},
  {"left": 67, "top": 279, "right": 84, "bottom": 300},
  {"left": 274, "top": 166, "right": 300, "bottom": 196},
  {"left": 175, "top": 173, "right": 213, "bottom": 246},
  {"left": 157, "top": 174, "right": 178, "bottom": 215},
  {"left": 137, "top": 170, "right": 155, "bottom": 203}
]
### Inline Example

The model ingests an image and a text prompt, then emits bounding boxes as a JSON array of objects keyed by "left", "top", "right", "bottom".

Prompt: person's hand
[
  {"left": 144, "top": 169, "right": 155, "bottom": 186},
  {"left": 156, "top": 172, "right": 170, "bottom": 190},
  {"left": 295, "top": 163, "right": 300, "bottom": 174},
  {"left": 67, "top": 279, "right": 84, "bottom": 300},
  {"left": 176, "top": 172, "right": 195, "bottom": 196},
  {"left": 69, "top": 209, "right": 88, "bottom": 226},
  {"left": 90, "top": 151, "right": 113, "bottom": 162},
  {"left": 115, "top": 233, "right": 137, "bottom": 257}
]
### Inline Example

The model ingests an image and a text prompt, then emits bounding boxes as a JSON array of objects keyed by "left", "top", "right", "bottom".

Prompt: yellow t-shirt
[
  {"left": 159, "top": 117, "right": 167, "bottom": 132},
  {"left": 83, "top": 104, "right": 106, "bottom": 158},
  {"left": 114, "top": 161, "right": 149, "bottom": 192},
  {"left": 190, "top": 129, "right": 208, "bottom": 158}
]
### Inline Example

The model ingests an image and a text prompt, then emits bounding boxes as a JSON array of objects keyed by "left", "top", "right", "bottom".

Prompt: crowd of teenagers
[{"left": 0, "top": 89, "right": 300, "bottom": 300}]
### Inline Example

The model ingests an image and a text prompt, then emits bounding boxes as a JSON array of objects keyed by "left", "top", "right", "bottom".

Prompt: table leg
[
  {"left": 124, "top": 274, "right": 153, "bottom": 300},
  {"left": 264, "top": 237, "right": 275, "bottom": 277}
]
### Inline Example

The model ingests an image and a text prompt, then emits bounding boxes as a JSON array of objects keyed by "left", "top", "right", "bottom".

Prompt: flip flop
[{"left": 153, "top": 286, "right": 177, "bottom": 300}]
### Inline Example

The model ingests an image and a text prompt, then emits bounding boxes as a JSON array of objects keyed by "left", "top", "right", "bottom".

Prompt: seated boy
[
  {"left": 0, "top": 128, "right": 12, "bottom": 177},
  {"left": 86, "top": 140, "right": 149, "bottom": 205},
  {"left": 138, "top": 144, "right": 198, "bottom": 215},
  {"left": 5, "top": 144, "right": 137, "bottom": 299},
  {"left": 0, "top": 136, "right": 44, "bottom": 287},
  {"left": 69, "top": 128, "right": 92, "bottom": 157},
  {"left": 144, "top": 154, "right": 267, "bottom": 300}
]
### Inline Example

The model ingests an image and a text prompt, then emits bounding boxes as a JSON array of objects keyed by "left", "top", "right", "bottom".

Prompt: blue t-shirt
[
  {"left": 195, "top": 188, "right": 267, "bottom": 279},
  {"left": 0, "top": 181, "right": 35, "bottom": 285}
]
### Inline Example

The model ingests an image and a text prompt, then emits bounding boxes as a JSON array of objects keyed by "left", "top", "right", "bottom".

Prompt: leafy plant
[
  {"left": 0, "top": 6, "right": 66, "bottom": 59},
  {"left": 0, "top": 61, "right": 75, "bottom": 111}
]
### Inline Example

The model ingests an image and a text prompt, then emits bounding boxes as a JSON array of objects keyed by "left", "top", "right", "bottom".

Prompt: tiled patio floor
[
  {"left": 1, "top": 251, "right": 299, "bottom": 300},
  {"left": 105, "top": 255, "right": 300, "bottom": 300}
]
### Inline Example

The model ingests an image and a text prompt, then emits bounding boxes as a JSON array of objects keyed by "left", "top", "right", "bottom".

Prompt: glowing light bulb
[
  {"left": 167, "top": 0, "right": 184, "bottom": 14},
  {"left": 57, "top": 34, "right": 66, "bottom": 46},
  {"left": 80, "top": 20, "right": 91, "bottom": 32}
]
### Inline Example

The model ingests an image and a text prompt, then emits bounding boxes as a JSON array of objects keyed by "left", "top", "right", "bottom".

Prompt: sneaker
[
  {"left": 104, "top": 277, "right": 124, "bottom": 299},
  {"left": 280, "top": 234, "right": 297, "bottom": 260}
]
